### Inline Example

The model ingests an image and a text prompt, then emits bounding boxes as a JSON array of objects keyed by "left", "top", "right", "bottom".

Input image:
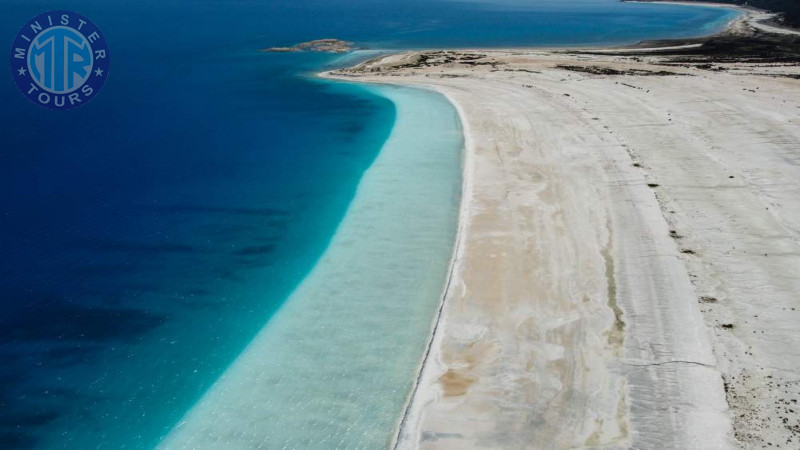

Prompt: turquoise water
[
  {"left": 162, "top": 86, "right": 463, "bottom": 449},
  {"left": 0, "top": 0, "right": 739, "bottom": 448}
]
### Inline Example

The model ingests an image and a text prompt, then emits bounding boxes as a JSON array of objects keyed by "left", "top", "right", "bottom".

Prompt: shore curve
[{"left": 330, "top": 32, "right": 800, "bottom": 448}]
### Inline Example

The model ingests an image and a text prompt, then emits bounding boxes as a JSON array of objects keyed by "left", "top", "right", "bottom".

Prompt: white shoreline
[
  {"left": 388, "top": 90, "right": 475, "bottom": 449},
  {"left": 329, "top": 6, "right": 800, "bottom": 445}
]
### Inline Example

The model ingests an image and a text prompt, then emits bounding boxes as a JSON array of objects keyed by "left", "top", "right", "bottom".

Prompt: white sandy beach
[{"left": 331, "top": 17, "right": 800, "bottom": 449}]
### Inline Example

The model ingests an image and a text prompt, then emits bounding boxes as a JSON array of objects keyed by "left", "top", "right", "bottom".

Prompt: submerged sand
[
  {"left": 330, "top": 39, "right": 800, "bottom": 449},
  {"left": 160, "top": 86, "right": 463, "bottom": 449}
]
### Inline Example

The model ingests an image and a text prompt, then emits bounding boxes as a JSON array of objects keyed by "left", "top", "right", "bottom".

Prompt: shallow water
[
  {"left": 0, "top": 0, "right": 738, "bottom": 447},
  {"left": 161, "top": 85, "right": 463, "bottom": 449}
]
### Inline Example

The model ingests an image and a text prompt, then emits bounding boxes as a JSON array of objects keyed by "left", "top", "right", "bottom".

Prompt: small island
[{"left": 262, "top": 39, "right": 357, "bottom": 53}]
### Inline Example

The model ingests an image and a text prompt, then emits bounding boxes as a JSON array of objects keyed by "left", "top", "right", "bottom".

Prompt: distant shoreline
[{"left": 623, "top": 0, "right": 800, "bottom": 36}]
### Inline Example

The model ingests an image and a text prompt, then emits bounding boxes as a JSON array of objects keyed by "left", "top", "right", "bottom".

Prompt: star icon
[
  {"left": 94, "top": 68, "right": 104, "bottom": 77},
  {"left": 17, "top": 67, "right": 26, "bottom": 76}
]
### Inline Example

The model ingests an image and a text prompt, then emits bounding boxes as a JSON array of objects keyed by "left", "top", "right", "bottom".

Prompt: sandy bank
[{"left": 328, "top": 37, "right": 800, "bottom": 449}]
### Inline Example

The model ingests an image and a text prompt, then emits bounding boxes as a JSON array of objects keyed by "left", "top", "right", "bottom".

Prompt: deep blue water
[{"left": 1, "top": 0, "right": 738, "bottom": 448}]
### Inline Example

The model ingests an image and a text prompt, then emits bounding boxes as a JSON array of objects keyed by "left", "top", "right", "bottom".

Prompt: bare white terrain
[{"left": 332, "top": 46, "right": 800, "bottom": 449}]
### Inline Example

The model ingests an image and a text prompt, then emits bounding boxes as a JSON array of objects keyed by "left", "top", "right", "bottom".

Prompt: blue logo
[{"left": 10, "top": 10, "right": 110, "bottom": 110}]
